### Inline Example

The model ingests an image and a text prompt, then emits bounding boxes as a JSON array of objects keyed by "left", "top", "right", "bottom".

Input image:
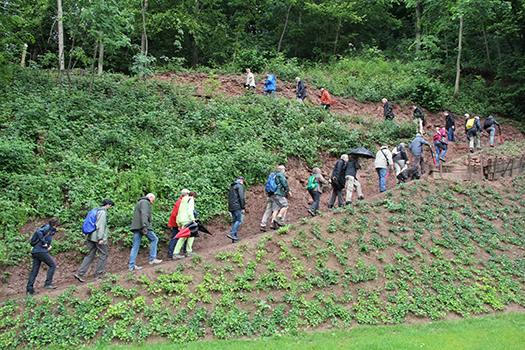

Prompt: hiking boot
[
  {"left": 469, "top": 148, "right": 474, "bottom": 153},
  {"left": 345, "top": 201, "right": 352, "bottom": 206},
  {"left": 490, "top": 144, "right": 495, "bottom": 148},
  {"left": 129, "top": 265, "right": 143, "bottom": 271},
  {"left": 149, "top": 259, "right": 163, "bottom": 265},
  {"left": 307, "top": 209, "right": 316, "bottom": 216},
  {"left": 186, "top": 252, "right": 197, "bottom": 258},
  {"left": 226, "top": 234, "right": 234, "bottom": 240},
  {"left": 73, "top": 274, "right": 86, "bottom": 283},
  {"left": 44, "top": 285, "right": 57, "bottom": 290},
  {"left": 440, "top": 157, "right": 446, "bottom": 162},
  {"left": 358, "top": 195, "right": 365, "bottom": 200},
  {"left": 173, "top": 254, "right": 185, "bottom": 260},
  {"left": 260, "top": 225, "right": 267, "bottom": 232},
  {"left": 26, "top": 291, "right": 35, "bottom": 296}
]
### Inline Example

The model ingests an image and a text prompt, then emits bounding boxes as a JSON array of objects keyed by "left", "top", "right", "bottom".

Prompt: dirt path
[{"left": 2, "top": 73, "right": 523, "bottom": 300}]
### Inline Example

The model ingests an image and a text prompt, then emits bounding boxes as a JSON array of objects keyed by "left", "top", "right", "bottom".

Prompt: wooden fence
[{"left": 434, "top": 154, "right": 525, "bottom": 181}]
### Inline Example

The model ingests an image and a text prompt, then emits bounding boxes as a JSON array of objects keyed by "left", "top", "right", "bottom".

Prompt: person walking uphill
[
  {"left": 382, "top": 98, "right": 395, "bottom": 120},
  {"left": 413, "top": 105, "right": 425, "bottom": 134},
  {"left": 128, "top": 193, "right": 162, "bottom": 271},
  {"left": 444, "top": 111, "right": 455, "bottom": 142},
  {"left": 167, "top": 189, "right": 189, "bottom": 259},
  {"left": 271, "top": 165, "right": 291, "bottom": 228},
  {"left": 74, "top": 199, "right": 114, "bottom": 282},
  {"left": 244, "top": 68, "right": 256, "bottom": 90},
  {"left": 409, "top": 133, "right": 431, "bottom": 177},
  {"left": 26, "top": 218, "right": 60, "bottom": 295},
  {"left": 345, "top": 155, "right": 364, "bottom": 205},
  {"left": 174, "top": 190, "right": 198, "bottom": 258},
  {"left": 320, "top": 88, "right": 332, "bottom": 110},
  {"left": 392, "top": 143, "right": 409, "bottom": 183},
  {"left": 375, "top": 145, "right": 393, "bottom": 193},
  {"left": 227, "top": 177, "right": 246, "bottom": 242},
  {"left": 484, "top": 115, "right": 501, "bottom": 147},
  {"left": 328, "top": 154, "right": 348, "bottom": 208},
  {"left": 307, "top": 167, "right": 328, "bottom": 216},
  {"left": 296, "top": 77, "right": 307, "bottom": 103},
  {"left": 465, "top": 114, "right": 481, "bottom": 152},
  {"left": 264, "top": 74, "right": 277, "bottom": 96}
]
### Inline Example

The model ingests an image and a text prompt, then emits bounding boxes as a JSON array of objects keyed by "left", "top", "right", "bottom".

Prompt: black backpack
[
  {"left": 29, "top": 225, "right": 48, "bottom": 246},
  {"left": 483, "top": 117, "right": 494, "bottom": 130}
]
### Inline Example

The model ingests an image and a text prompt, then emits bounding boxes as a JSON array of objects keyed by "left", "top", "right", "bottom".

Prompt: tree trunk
[
  {"left": 415, "top": 0, "right": 422, "bottom": 54},
  {"left": 97, "top": 40, "right": 104, "bottom": 75},
  {"left": 277, "top": 3, "right": 292, "bottom": 53},
  {"left": 454, "top": 15, "right": 463, "bottom": 96},
  {"left": 89, "top": 42, "right": 98, "bottom": 92},
  {"left": 20, "top": 43, "right": 28, "bottom": 67},
  {"left": 57, "top": 0, "right": 65, "bottom": 71},
  {"left": 482, "top": 25, "right": 491, "bottom": 68},
  {"left": 141, "top": 0, "right": 148, "bottom": 55},
  {"left": 333, "top": 17, "right": 342, "bottom": 55},
  {"left": 191, "top": 0, "right": 199, "bottom": 67}
]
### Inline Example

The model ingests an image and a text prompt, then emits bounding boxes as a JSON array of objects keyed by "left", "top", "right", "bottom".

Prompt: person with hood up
[
  {"left": 483, "top": 115, "right": 501, "bottom": 147},
  {"left": 295, "top": 77, "right": 307, "bottom": 103},
  {"left": 128, "top": 193, "right": 162, "bottom": 271},
  {"left": 382, "top": 98, "right": 395, "bottom": 120},
  {"left": 328, "top": 154, "right": 348, "bottom": 208},
  {"left": 375, "top": 145, "right": 393, "bottom": 193},
  {"left": 392, "top": 143, "right": 409, "bottom": 184},
  {"left": 320, "top": 88, "right": 332, "bottom": 110},
  {"left": 264, "top": 74, "right": 277, "bottom": 96},
  {"left": 173, "top": 190, "right": 197, "bottom": 259},
  {"left": 344, "top": 155, "right": 364, "bottom": 205},
  {"left": 244, "top": 68, "right": 256, "bottom": 90},
  {"left": 409, "top": 133, "right": 431, "bottom": 177},
  {"left": 444, "top": 111, "right": 455, "bottom": 142},
  {"left": 227, "top": 177, "right": 246, "bottom": 242},
  {"left": 413, "top": 105, "right": 425, "bottom": 134},
  {"left": 306, "top": 167, "right": 328, "bottom": 216}
]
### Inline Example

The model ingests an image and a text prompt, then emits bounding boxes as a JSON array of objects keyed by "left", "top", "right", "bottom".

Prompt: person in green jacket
[
  {"left": 271, "top": 165, "right": 291, "bottom": 228},
  {"left": 128, "top": 193, "right": 162, "bottom": 271},
  {"left": 74, "top": 199, "right": 114, "bottom": 282},
  {"left": 173, "top": 191, "right": 197, "bottom": 259}
]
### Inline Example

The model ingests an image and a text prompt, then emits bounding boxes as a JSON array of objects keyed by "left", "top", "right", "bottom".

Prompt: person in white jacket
[
  {"left": 374, "top": 145, "right": 393, "bottom": 193},
  {"left": 244, "top": 68, "right": 256, "bottom": 89}
]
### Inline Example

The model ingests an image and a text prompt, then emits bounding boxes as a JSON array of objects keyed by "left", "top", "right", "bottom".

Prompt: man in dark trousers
[
  {"left": 444, "top": 111, "right": 455, "bottom": 142},
  {"left": 74, "top": 199, "right": 114, "bottom": 282},
  {"left": 26, "top": 217, "right": 60, "bottom": 295},
  {"left": 328, "top": 154, "right": 348, "bottom": 208},
  {"left": 227, "top": 176, "right": 246, "bottom": 243},
  {"left": 295, "top": 77, "right": 307, "bottom": 103},
  {"left": 382, "top": 98, "right": 395, "bottom": 120}
]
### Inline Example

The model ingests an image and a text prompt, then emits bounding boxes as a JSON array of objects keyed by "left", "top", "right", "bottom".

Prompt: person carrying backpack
[
  {"left": 173, "top": 191, "right": 199, "bottom": 259},
  {"left": 227, "top": 177, "right": 246, "bottom": 242},
  {"left": 433, "top": 127, "right": 448, "bottom": 166},
  {"left": 271, "top": 165, "right": 290, "bottom": 228},
  {"left": 375, "top": 145, "right": 393, "bottom": 193},
  {"left": 307, "top": 167, "right": 328, "bottom": 216},
  {"left": 128, "top": 193, "right": 162, "bottom": 271},
  {"left": 73, "top": 199, "right": 114, "bottom": 282},
  {"left": 465, "top": 113, "right": 481, "bottom": 152},
  {"left": 444, "top": 111, "right": 455, "bottom": 142},
  {"left": 260, "top": 168, "right": 279, "bottom": 232},
  {"left": 392, "top": 143, "right": 409, "bottom": 184},
  {"left": 167, "top": 190, "right": 189, "bottom": 259},
  {"left": 26, "top": 218, "right": 60, "bottom": 295},
  {"left": 484, "top": 115, "right": 501, "bottom": 147},
  {"left": 328, "top": 154, "right": 348, "bottom": 208},
  {"left": 264, "top": 74, "right": 277, "bottom": 96},
  {"left": 320, "top": 88, "right": 332, "bottom": 110},
  {"left": 344, "top": 155, "right": 364, "bottom": 205},
  {"left": 382, "top": 98, "right": 395, "bottom": 120},
  {"left": 413, "top": 105, "right": 425, "bottom": 134},
  {"left": 296, "top": 77, "right": 307, "bottom": 103},
  {"left": 409, "top": 133, "right": 431, "bottom": 178}
]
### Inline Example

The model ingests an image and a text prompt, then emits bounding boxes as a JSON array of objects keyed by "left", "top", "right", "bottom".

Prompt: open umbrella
[
  {"left": 349, "top": 147, "right": 375, "bottom": 159},
  {"left": 196, "top": 220, "right": 213, "bottom": 235}
]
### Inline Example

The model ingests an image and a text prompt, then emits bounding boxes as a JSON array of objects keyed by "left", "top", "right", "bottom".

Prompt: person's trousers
[
  {"left": 415, "top": 118, "right": 423, "bottom": 134},
  {"left": 447, "top": 127, "right": 455, "bottom": 142},
  {"left": 376, "top": 168, "right": 387, "bottom": 193},
  {"left": 488, "top": 127, "right": 496, "bottom": 146},
  {"left": 26, "top": 252, "right": 56, "bottom": 293},
  {"left": 308, "top": 189, "right": 321, "bottom": 212},
  {"left": 345, "top": 175, "right": 363, "bottom": 202},
  {"left": 328, "top": 186, "right": 344, "bottom": 207},
  {"left": 321, "top": 103, "right": 330, "bottom": 110},
  {"left": 77, "top": 240, "right": 108, "bottom": 277},
  {"left": 128, "top": 230, "right": 158, "bottom": 269},
  {"left": 468, "top": 133, "right": 480, "bottom": 150},
  {"left": 394, "top": 160, "right": 407, "bottom": 176},
  {"left": 260, "top": 196, "right": 274, "bottom": 227},
  {"left": 229, "top": 210, "right": 244, "bottom": 239},
  {"left": 412, "top": 155, "right": 424, "bottom": 177},
  {"left": 168, "top": 227, "right": 188, "bottom": 258},
  {"left": 174, "top": 237, "right": 195, "bottom": 255}
]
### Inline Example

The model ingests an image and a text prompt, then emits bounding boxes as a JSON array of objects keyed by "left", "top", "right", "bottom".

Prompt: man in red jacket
[
  {"left": 167, "top": 189, "right": 188, "bottom": 258},
  {"left": 320, "top": 88, "right": 332, "bottom": 110}
]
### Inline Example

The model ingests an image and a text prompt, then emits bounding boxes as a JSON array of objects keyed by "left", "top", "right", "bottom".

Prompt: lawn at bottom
[{"left": 95, "top": 312, "right": 525, "bottom": 350}]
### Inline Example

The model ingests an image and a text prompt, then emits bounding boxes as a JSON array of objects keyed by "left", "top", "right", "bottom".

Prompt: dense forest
[{"left": 1, "top": 0, "right": 524, "bottom": 118}]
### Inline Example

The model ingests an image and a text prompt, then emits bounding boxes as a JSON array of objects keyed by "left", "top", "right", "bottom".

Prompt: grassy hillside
[
  {"left": 1, "top": 176, "right": 524, "bottom": 348},
  {"left": 0, "top": 68, "right": 415, "bottom": 266}
]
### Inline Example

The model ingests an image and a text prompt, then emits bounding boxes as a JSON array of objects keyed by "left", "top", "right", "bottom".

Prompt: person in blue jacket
[
  {"left": 264, "top": 74, "right": 277, "bottom": 96},
  {"left": 26, "top": 218, "right": 60, "bottom": 295}
]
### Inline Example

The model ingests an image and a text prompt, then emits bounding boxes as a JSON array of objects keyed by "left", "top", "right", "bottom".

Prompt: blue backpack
[
  {"left": 265, "top": 172, "right": 278, "bottom": 194},
  {"left": 82, "top": 208, "right": 99, "bottom": 234}
]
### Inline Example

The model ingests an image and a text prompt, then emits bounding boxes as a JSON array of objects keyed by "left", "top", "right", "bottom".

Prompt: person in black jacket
[
  {"left": 382, "top": 98, "right": 395, "bottom": 120},
  {"left": 295, "top": 77, "right": 307, "bottom": 103},
  {"left": 444, "top": 111, "right": 455, "bottom": 142},
  {"left": 345, "top": 155, "right": 364, "bottom": 205},
  {"left": 26, "top": 218, "right": 60, "bottom": 295},
  {"left": 227, "top": 177, "right": 246, "bottom": 242},
  {"left": 413, "top": 105, "right": 425, "bottom": 134},
  {"left": 328, "top": 154, "right": 348, "bottom": 208}
]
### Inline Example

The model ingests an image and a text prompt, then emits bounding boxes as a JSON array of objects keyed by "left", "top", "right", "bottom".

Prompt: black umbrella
[
  {"left": 196, "top": 220, "right": 213, "bottom": 235},
  {"left": 349, "top": 147, "right": 375, "bottom": 159}
]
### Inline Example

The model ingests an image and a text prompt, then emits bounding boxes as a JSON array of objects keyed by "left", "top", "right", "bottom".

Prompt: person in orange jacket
[
  {"left": 320, "top": 88, "right": 332, "bottom": 110},
  {"left": 167, "top": 189, "right": 188, "bottom": 258}
]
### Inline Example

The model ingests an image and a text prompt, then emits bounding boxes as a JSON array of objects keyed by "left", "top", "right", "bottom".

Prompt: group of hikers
[{"left": 25, "top": 73, "right": 503, "bottom": 295}]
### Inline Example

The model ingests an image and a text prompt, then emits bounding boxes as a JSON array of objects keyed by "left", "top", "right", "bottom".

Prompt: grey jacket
[
  {"left": 409, "top": 135, "right": 430, "bottom": 156},
  {"left": 88, "top": 208, "right": 108, "bottom": 242},
  {"left": 130, "top": 197, "right": 152, "bottom": 231}
]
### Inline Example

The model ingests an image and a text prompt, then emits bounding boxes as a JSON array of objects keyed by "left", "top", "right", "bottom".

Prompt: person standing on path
[
  {"left": 227, "top": 177, "right": 246, "bottom": 242},
  {"left": 465, "top": 114, "right": 481, "bottom": 152},
  {"left": 307, "top": 167, "right": 328, "bottom": 216},
  {"left": 444, "top": 111, "right": 455, "bottom": 142},
  {"left": 74, "top": 199, "right": 114, "bottom": 282},
  {"left": 382, "top": 98, "right": 395, "bottom": 120},
  {"left": 409, "top": 133, "right": 431, "bottom": 177},
  {"left": 167, "top": 190, "right": 189, "bottom": 259},
  {"left": 264, "top": 73, "right": 277, "bottom": 96},
  {"left": 244, "top": 68, "right": 256, "bottom": 90},
  {"left": 433, "top": 127, "right": 448, "bottom": 166},
  {"left": 271, "top": 165, "right": 291, "bottom": 228},
  {"left": 344, "top": 155, "right": 364, "bottom": 205},
  {"left": 375, "top": 145, "right": 393, "bottom": 193},
  {"left": 295, "top": 77, "right": 307, "bottom": 103},
  {"left": 26, "top": 218, "right": 60, "bottom": 295},
  {"left": 320, "top": 88, "right": 332, "bottom": 110},
  {"left": 128, "top": 193, "right": 162, "bottom": 271},
  {"left": 328, "top": 154, "right": 348, "bottom": 208},
  {"left": 483, "top": 115, "right": 500, "bottom": 147},
  {"left": 413, "top": 105, "right": 425, "bottom": 134},
  {"left": 173, "top": 190, "right": 198, "bottom": 259},
  {"left": 392, "top": 143, "right": 409, "bottom": 184}
]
